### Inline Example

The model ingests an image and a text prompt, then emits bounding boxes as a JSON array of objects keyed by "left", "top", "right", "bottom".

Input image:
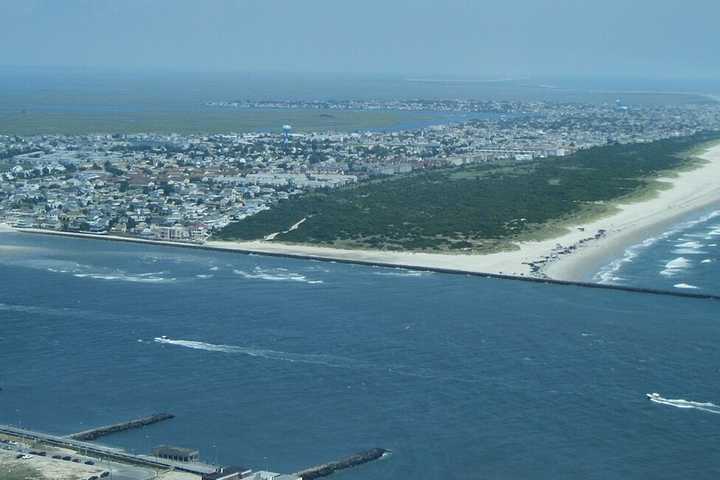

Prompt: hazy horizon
[{"left": 2, "top": 0, "right": 720, "bottom": 79}]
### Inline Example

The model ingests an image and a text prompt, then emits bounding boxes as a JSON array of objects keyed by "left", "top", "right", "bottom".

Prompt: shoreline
[
  {"left": 3, "top": 143, "right": 720, "bottom": 287},
  {"left": 542, "top": 142, "right": 720, "bottom": 281}
]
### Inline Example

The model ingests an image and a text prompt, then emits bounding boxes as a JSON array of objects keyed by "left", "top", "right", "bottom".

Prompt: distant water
[
  {"left": 595, "top": 205, "right": 720, "bottom": 294},
  {"left": 1, "top": 232, "right": 720, "bottom": 479}
]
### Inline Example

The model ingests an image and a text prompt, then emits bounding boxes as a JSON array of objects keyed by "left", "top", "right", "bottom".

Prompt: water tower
[{"left": 283, "top": 124, "right": 292, "bottom": 142}]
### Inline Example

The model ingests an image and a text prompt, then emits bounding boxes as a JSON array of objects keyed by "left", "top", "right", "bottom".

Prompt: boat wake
[
  {"left": 648, "top": 393, "right": 720, "bottom": 415},
  {"left": 151, "top": 337, "right": 485, "bottom": 385},
  {"left": 153, "top": 337, "right": 356, "bottom": 368}
]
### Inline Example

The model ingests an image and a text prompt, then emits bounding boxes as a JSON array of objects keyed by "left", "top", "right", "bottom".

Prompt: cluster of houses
[{"left": 1, "top": 98, "right": 719, "bottom": 241}]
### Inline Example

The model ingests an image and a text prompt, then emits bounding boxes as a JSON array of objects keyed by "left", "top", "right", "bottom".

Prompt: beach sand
[{"left": 209, "top": 142, "right": 720, "bottom": 281}]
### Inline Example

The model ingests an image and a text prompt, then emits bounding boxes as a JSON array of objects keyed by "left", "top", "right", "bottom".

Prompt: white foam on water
[
  {"left": 649, "top": 394, "right": 720, "bottom": 415},
  {"left": 209, "top": 266, "right": 219, "bottom": 271},
  {"left": 195, "top": 274, "right": 214, "bottom": 279},
  {"left": 73, "top": 272, "right": 173, "bottom": 283},
  {"left": 47, "top": 267, "right": 69, "bottom": 273},
  {"left": 153, "top": 337, "right": 357, "bottom": 369},
  {"left": 671, "top": 249, "right": 708, "bottom": 255},
  {"left": 594, "top": 210, "right": 720, "bottom": 284},
  {"left": 701, "top": 259, "right": 713, "bottom": 264},
  {"left": 372, "top": 269, "right": 428, "bottom": 278},
  {"left": 660, "top": 257, "right": 691, "bottom": 277},
  {"left": 232, "top": 267, "right": 323, "bottom": 284},
  {"left": 673, "top": 283, "right": 699, "bottom": 289},
  {"left": 675, "top": 241, "right": 704, "bottom": 249},
  {"left": 594, "top": 236, "right": 657, "bottom": 284}
]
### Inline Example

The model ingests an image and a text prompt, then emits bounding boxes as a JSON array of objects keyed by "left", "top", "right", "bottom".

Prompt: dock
[
  {"left": 294, "top": 448, "right": 388, "bottom": 479},
  {"left": 67, "top": 413, "right": 174, "bottom": 441}
]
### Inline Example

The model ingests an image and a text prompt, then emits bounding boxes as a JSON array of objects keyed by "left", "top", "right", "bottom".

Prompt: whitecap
[
  {"left": 675, "top": 241, "right": 704, "bottom": 249},
  {"left": 673, "top": 283, "right": 699, "bottom": 289},
  {"left": 195, "top": 274, "right": 214, "bottom": 279},
  {"left": 232, "top": 267, "right": 323, "bottom": 284},
  {"left": 671, "top": 249, "right": 707, "bottom": 255},
  {"left": 660, "top": 257, "right": 691, "bottom": 277},
  {"left": 701, "top": 259, "right": 713, "bottom": 264}
]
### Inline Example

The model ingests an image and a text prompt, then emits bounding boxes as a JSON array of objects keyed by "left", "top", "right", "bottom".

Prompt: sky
[{"left": 1, "top": 0, "right": 719, "bottom": 78}]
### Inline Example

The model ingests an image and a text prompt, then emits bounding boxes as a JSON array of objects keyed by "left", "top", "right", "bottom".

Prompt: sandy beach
[{"left": 208, "top": 142, "right": 720, "bottom": 281}]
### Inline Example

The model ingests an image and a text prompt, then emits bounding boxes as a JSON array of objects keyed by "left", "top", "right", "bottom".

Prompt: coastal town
[{"left": 1, "top": 99, "right": 719, "bottom": 242}]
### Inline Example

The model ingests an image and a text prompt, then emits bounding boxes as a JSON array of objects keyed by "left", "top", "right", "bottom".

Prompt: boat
[{"left": 646, "top": 392, "right": 661, "bottom": 400}]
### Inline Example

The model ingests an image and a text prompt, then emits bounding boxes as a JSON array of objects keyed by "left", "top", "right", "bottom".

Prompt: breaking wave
[
  {"left": 594, "top": 210, "right": 720, "bottom": 284},
  {"left": 676, "top": 241, "right": 704, "bottom": 249},
  {"left": 594, "top": 236, "right": 658, "bottom": 284},
  {"left": 674, "top": 283, "right": 699, "bottom": 290},
  {"left": 660, "top": 257, "right": 691, "bottom": 277},
  {"left": 232, "top": 267, "right": 323, "bottom": 284},
  {"left": 648, "top": 394, "right": 720, "bottom": 415}
]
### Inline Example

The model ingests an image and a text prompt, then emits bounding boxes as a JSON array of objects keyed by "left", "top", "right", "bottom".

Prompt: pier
[
  {"left": 67, "top": 413, "right": 175, "bottom": 441},
  {"left": 294, "top": 448, "right": 388, "bottom": 479}
]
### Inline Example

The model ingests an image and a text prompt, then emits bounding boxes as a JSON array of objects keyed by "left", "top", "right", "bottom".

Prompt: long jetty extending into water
[
  {"left": 67, "top": 413, "right": 175, "bottom": 441},
  {"left": 294, "top": 448, "right": 389, "bottom": 479},
  {"left": 15, "top": 228, "right": 720, "bottom": 302}
]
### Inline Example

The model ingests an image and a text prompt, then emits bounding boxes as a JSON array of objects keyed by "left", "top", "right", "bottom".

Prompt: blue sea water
[
  {"left": 1, "top": 231, "right": 720, "bottom": 479},
  {"left": 595, "top": 207, "right": 720, "bottom": 294}
]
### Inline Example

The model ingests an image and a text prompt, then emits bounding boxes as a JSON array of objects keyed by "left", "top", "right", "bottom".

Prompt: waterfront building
[{"left": 151, "top": 445, "right": 200, "bottom": 463}]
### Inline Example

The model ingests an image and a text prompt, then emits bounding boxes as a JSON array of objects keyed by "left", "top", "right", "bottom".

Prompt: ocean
[
  {"left": 596, "top": 205, "right": 720, "bottom": 294},
  {"left": 1, "top": 230, "right": 720, "bottom": 479}
]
